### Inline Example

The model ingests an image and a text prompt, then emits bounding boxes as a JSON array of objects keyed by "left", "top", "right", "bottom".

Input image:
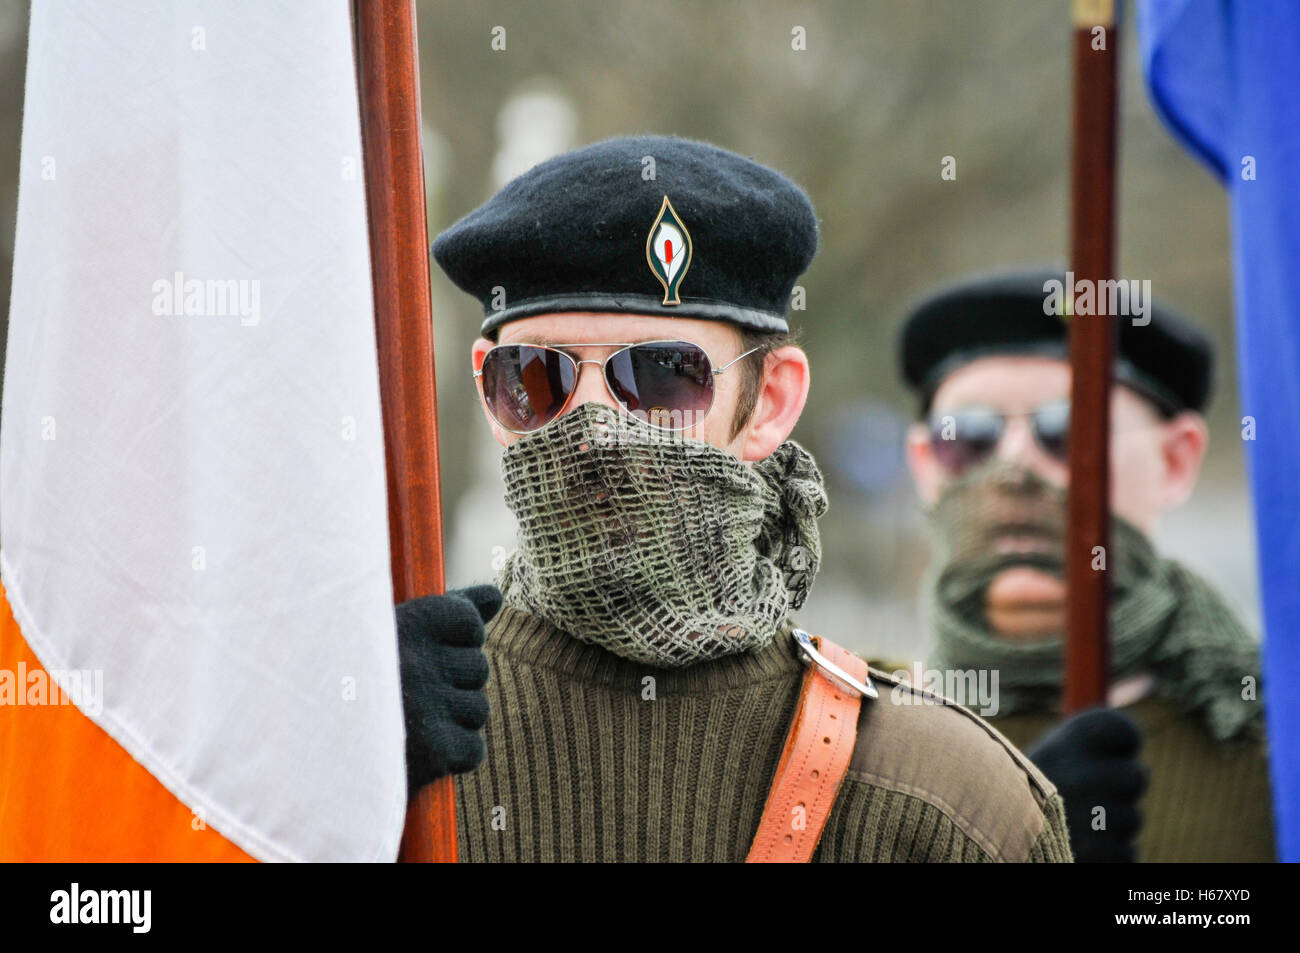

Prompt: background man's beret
[
  {"left": 431, "top": 135, "right": 819, "bottom": 338},
  {"left": 897, "top": 268, "right": 1215, "bottom": 416}
]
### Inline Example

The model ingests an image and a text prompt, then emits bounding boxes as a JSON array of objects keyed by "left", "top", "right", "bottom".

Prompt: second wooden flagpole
[{"left": 1065, "top": 0, "right": 1121, "bottom": 713}]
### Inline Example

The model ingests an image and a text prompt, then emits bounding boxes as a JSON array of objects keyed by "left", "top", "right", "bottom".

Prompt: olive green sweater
[
  {"left": 455, "top": 606, "right": 1073, "bottom": 862},
  {"left": 994, "top": 695, "right": 1275, "bottom": 862}
]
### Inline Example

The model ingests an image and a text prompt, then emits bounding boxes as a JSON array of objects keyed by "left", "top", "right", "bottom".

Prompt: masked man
[
  {"left": 898, "top": 269, "right": 1274, "bottom": 862},
  {"left": 418, "top": 136, "right": 1072, "bottom": 862}
]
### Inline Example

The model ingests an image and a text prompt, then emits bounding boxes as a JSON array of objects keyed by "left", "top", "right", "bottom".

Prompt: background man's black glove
[
  {"left": 1025, "top": 707, "right": 1149, "bottom": 863},
  {"left": 397, "top": 584, "right": 502, "bottom": 796}
]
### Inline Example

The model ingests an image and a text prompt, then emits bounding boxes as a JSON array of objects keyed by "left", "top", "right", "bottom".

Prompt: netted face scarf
[
  {"left": 925, "top": 459, "right": 1263, "bottom": 744},
  {"left": 496, "top": 402, "right": 829, "bottom": 667}
]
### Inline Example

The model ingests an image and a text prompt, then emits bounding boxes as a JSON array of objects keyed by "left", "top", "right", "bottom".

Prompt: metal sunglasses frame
[
  {"left": 473, "top": 338, "right": 763, "bottom": 435},
  {"left": 927, "top": 400, "right": 1073, "bottom": 466}
]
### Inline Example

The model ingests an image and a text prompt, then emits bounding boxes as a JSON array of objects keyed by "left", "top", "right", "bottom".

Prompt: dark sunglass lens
[
  {"left": 481, "top": 346, "right": 576, "bottom": 432},
  {"left": 1033, "top": 402, "right": 1070, "bottom": 462},
  {"left": 606, "top": 341, "right": 714, "bottom": 429},
  {"left": 930, "top": 410, "right": 1002, "bottom": 474}
]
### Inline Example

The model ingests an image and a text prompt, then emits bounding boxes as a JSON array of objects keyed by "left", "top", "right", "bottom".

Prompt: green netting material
[
  {"left": 497, "top": 402, "right": 828, "bottom": 668},
  {"left": 925, "top": 460, "right": 1263, "bottom": 744}
]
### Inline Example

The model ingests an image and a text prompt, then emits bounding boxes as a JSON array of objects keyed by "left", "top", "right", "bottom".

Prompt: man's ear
[
  {"left": 739, "top": 346, "right": 810, "bottom": 462},
  {"left": 906, "top": 421, "right": 943, "bottom": 506},
  {"left": 471, "top": 337, "right": 510, "bottom": 448},
  {"left": 1158, "top": 411, "right": 1209, "bottom": 510}
]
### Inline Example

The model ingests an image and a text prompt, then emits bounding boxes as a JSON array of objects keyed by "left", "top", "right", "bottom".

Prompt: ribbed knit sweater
[
  {"left": 993, "top": 696, "right": 1275, "bottom": 862},
  {"left": 454, "top": 606, "right": 1073, "bottom": 862}
]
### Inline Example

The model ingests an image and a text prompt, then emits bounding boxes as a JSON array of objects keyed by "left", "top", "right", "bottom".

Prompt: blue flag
[{"left": 1139, "top": 0, "right": 1300, "bottom": 861}]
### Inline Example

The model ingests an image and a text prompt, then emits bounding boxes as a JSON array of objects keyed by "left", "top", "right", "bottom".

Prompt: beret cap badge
[{"left": 646, "top": 195, "right": 693, "bottom": 305}]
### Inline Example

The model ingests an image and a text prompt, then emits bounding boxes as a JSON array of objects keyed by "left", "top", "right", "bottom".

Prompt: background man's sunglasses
[
  {"left": 474, "top": 339, "right": 761, "bottom": 434},
  {"left": 928, "top": 401, "right": 1071, "bottom": 474}
]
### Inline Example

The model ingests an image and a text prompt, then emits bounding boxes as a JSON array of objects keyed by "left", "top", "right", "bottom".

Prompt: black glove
[
  {"left": 397, "top": 584, "right": 502, "bottom": 796},
  {"left": 1025, "top": 707, "right": 1148, "bottom": 863}
]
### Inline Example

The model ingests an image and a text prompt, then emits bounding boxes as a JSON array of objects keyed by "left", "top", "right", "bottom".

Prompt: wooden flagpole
[
  {"left": 1065, "top": 0, "right": 1121, "bottom": 713},
  {"left": 355, "top": 0, "right": 457, "bottom": 863}
]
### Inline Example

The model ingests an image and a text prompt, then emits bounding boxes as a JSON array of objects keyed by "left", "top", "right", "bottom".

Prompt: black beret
[
  {"left": 431, "top": 135, "right": 818, "bottom": 338},
  {"left": 897, "top": 268, "right": 1215, "bottom": 415}
]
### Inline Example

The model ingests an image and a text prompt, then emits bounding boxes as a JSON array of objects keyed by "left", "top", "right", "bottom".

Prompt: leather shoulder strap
[{"left": 746, "top": 634, "right": 870, "bottom": 863}]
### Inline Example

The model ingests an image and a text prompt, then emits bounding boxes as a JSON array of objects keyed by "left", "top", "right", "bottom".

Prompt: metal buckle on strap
[{"left": 792, "top": 628, "right": 879, "bottom": 700}]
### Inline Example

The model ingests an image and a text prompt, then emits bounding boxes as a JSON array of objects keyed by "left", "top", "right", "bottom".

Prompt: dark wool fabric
[
  {"left": 996, "top": 696, "right": 1276, "bottom": 862},
  {"left": 897, "top": 267, "right": 1215, "bottom": 414},
  {"left": 1024, "top": 708, "right": 1148, "bottom": 863},
  {"left": 396, "top": 586, "right": 499, "bottom": 793},
  {"left": 431, "top": 135, "right": 819, "bottom": 337}
]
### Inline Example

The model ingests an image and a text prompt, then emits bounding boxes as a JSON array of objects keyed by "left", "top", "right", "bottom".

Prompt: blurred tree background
[
  {"left": 0, "top": 3, "right": 26, "bottom": 400},
  {"left": 0, "top": 1, "right": 1256, "bottom": 659}
]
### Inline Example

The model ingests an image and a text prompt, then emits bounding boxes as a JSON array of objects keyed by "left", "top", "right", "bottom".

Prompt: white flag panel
[{"left": 1, "top": 0, "right": 406, "bottom": 861}]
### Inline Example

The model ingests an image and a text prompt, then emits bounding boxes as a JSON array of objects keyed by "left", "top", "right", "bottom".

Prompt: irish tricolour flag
[{"left": 0, "top": 1, "right": 406, "bottom": 861}]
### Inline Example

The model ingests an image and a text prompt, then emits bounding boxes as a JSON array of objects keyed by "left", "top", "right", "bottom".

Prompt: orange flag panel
[{"left": 0, "top": 583, "right": 254, "bottom": 862}]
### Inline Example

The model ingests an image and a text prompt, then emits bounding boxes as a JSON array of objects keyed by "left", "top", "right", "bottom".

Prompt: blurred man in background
[{"left": 897, "top": 268, "right": 1274, "bottom": 862}]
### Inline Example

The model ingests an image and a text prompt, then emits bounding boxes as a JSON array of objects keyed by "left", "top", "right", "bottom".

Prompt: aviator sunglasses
[
  {"left": 928, "top": 401, "right": 1071, "bottom": 474},
  {"left": 473, "top": 339, "right": 761, "bottom": 434}
]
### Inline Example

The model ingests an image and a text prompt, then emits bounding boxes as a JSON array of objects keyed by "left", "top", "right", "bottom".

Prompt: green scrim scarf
[
  {"left": 497, "top": 402, "right": 829, "bottom": 668},
  {"left": 926, "top": 461, "right": 1263, "bottom": 744}
]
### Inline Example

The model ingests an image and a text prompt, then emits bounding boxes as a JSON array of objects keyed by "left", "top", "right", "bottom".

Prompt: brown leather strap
[{"left": 746, "top": 634, "right": 871, "bottom": 863}]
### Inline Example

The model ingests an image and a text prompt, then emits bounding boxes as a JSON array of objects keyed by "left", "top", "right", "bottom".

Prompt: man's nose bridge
[
  {"left": 568, "top": 357, "right": 618, "bottom": 410},
  {"left": 997, "top": 415, "right": 1036, "bottom": 461}
]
